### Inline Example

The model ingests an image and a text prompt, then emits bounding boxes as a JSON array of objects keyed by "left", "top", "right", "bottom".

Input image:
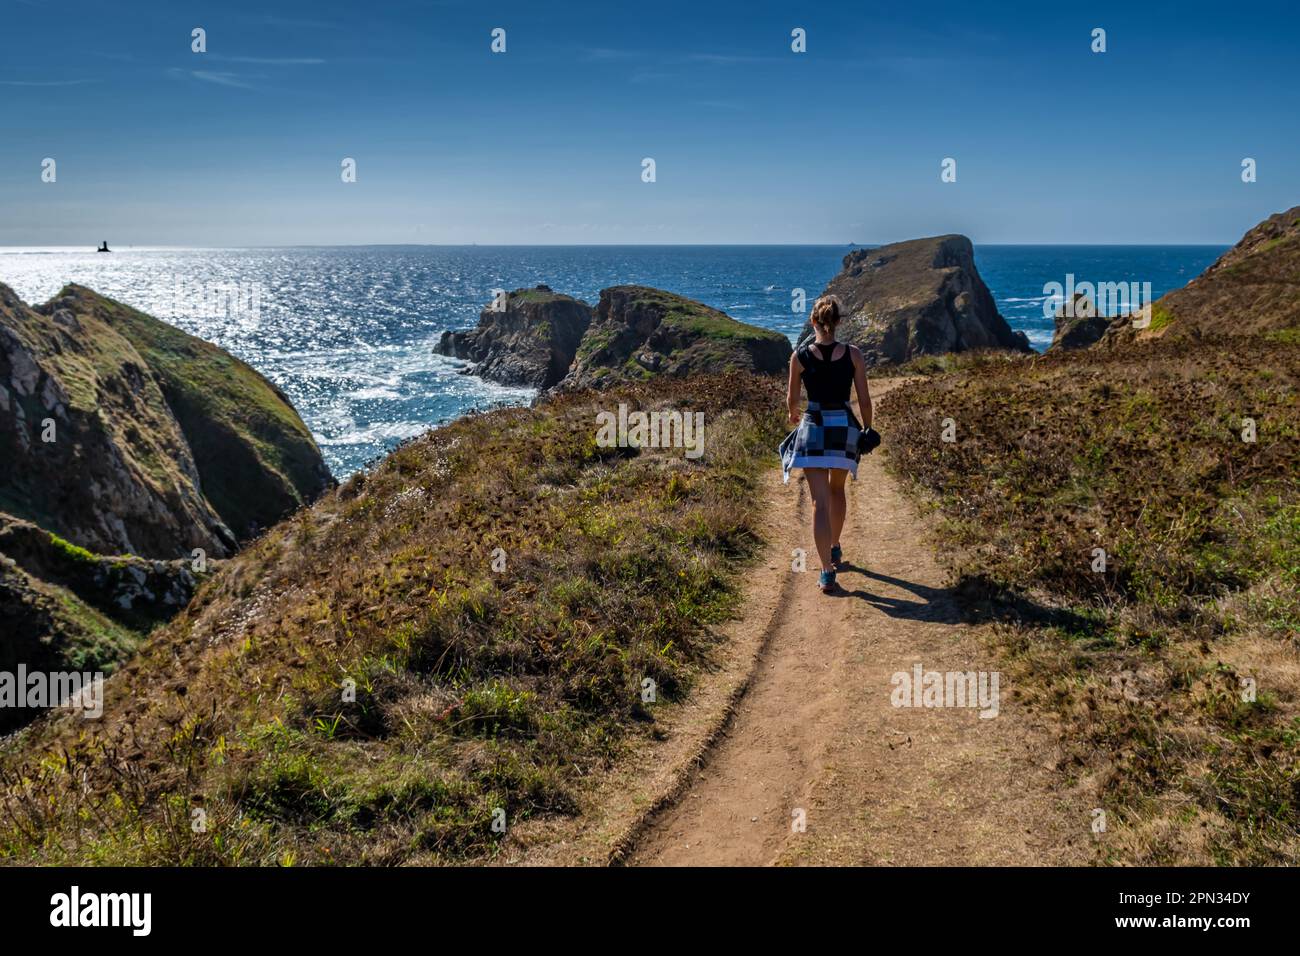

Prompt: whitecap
[{"left": 317, "top": 421, "right": 431, "bottom": 446}]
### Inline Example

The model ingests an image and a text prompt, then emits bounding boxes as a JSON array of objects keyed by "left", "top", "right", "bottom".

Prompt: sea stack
[
  {"left": 436, "top": 285, "right": 593, "bottom": 389},
  {"left": 801, "top": 234, "right": 1031, "bottom": 366},
  {"left": 553, "top": 285, "right": 792, "bottom": 393}
]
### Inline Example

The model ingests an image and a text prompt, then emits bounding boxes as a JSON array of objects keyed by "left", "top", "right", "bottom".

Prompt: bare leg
[
  {"left": 804, "top": 468, "right": 834, "bottom": 572},
  {"left": 829, "top": 468, "right": 848, "bottom": 551}
]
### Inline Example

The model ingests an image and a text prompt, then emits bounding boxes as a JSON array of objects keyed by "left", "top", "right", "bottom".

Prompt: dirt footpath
[{"left": 625, "top": 379, "right": 1090, "bottom": 866}]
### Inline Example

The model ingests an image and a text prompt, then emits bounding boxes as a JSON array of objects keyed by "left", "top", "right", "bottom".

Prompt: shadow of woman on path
[
  {"left": 828, "top": 563, "right": 1105, "bottom": 636},
  {"left": 826, "top": 563, "right": 965, "bottom": 624}
]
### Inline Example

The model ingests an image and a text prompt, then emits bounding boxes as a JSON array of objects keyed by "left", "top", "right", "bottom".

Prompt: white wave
[
  {"left": 316, "top": 420, "right": 431, "bottom": 446},
  {"left": 351, "top": 386, "right": 402, "bottom": 401}
]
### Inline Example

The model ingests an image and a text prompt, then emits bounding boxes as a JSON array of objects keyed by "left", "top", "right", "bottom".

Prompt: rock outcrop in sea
[
  {"left": 1049, "top": 293, "right": 1109, "bottom": 350},
  {"left": 800, "top": 235, "right": 1031, "bottom": 365},
  {"left": 552, "top": 285, "right": 792, "bottom": 393},
  {"left": 435, "top": 285, "right": 594, "bottom": 389}
]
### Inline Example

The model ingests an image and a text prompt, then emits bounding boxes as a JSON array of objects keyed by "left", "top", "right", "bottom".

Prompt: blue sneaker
[
  {"left": 830, "top": 544, "right": 843, "bottom": 567},
  {"left": 818, "top": 570, "right": 836, "bottom": 593}
]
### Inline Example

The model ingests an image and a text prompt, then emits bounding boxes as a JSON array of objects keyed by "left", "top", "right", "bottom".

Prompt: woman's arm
[
  {"left": 786, "top": 351, "right": 803, "bottom": 425},
  {"left": 850, "top": 346, "right": 872, "bottom": 428}
]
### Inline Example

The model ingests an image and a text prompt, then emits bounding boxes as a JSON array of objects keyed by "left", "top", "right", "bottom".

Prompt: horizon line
[{"left": 0, "top": 241, "right": 1236, "bottom": 250}]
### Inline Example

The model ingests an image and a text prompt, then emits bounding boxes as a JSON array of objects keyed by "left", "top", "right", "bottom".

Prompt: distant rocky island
[
  {"left": 437, "top": 285, "right": 593, "bottom": 389},
  {"left": 437, "top": 284, "right": 792, "bottom": 392},
  {"left": 436, "top": 233, "right": 1032, "bottom": 391},
  {"left": 555, "top": 285, "right": 792, "bottom": 392}
]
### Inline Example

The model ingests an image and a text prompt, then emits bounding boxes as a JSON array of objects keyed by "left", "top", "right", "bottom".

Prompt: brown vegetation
[
  {"left": 0, "top": 373, "right": 784, "bottom": 865},
  {"left": 880, "top": 338, "right": 1300, "bottom": 863}
]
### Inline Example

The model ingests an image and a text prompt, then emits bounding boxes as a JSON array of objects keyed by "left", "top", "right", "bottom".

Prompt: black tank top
[{"left": 798, "top": 342, "right": 854, "bottom": 405}]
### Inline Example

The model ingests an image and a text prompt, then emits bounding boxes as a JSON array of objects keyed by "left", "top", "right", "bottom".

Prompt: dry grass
[{"left": 880, "top": 336, "right": 1300, "bottom": 864}]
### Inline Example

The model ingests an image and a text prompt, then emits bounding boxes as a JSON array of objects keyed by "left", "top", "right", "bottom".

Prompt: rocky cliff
[
  {"left": 0, "top": 283, "right": 331, "bottom": 728},
  {"left": 0, "top": 513, "right": 201, "bottom": 628},
  {"left": 1100, "top": 204, "right": 1300, "bottom": 346},
  {"left": 554, "top": 285, "right": 791, "bottom": 392},
  {"left": 800, "top": 235, "right": 1031, "bottom": 365},
  {"left": 46, "top": 285, "right": 335, "bottom": 542},
  {"left": 2, "top": 284, "right": 233, "bottom": 558},
  {"left": 436, "top": 285, "right": 593, "bottom": 389},
  {"left": 0, "top": 512, "right": 203, "bottom": 733},
  {"left": 1, "top": 284, "right": 332, "bottom": 556}
]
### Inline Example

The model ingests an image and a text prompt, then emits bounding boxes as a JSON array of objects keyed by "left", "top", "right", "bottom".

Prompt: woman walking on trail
[{"left": 784, "top": 295, "right": 873, "bottom": 594}]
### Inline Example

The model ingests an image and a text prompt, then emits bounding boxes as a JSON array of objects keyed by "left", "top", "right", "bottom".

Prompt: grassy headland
[{"left": 0, "top": 372, "right": 784, "bottom": 865}]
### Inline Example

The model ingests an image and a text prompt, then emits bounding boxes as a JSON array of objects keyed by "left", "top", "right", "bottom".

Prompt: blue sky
[{"left": 1, "top": 0, "right": 1296, "bottom": 245}]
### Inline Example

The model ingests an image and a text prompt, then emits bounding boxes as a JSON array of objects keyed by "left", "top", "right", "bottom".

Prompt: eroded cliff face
[
  {"left": 0, "top": 513, "right": 201, "bottom": 626},
  {"left": 42, "top": 285, "right": 334, "bottom": 543},
  {"left": 553, "top": 285, "right": 791, "bottom": 393},
  {"left": 0, "top": 511, "right": 203, "bottom": 732},
  {"left": 800, "top": 235, "right": 1030, "bottom": 365},
  {"left": 1, "top": 283, "right": 236, "bottom": 559},
  {"left": 1099, "top": 204, "right": 1300, "bottom": 346},
  {"left": 436, "top": 285, "right": 593, "bottom": 389},
  {"left": 0, "top": 283, "right": 332, "bottom": 729}
]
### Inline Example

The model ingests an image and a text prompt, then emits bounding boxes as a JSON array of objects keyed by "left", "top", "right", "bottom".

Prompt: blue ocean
[{"left": 1, "top": 244, "right": 1225, "bottom": 476}]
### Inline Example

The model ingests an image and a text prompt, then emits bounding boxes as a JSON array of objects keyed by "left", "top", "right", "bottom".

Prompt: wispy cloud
[
  {"left": 208, "top": 55, "right": 327, "bottom": 65},
  {"left": 581, "top": 47, "right": 638, "bottom": 61},
  {"left": 0, "top": 78, "right": 95, "bottom": 86},
  {"left": 582, "top": 47, "right": 778, "bottom": 66},
  {"left": 168, "top": 68, "right": 260, "bottom": 90},
  {"left": 192, "top": 71, "right": 258, "bottom": 89},
  {"left": 239, "top": 14, "right": 342, "bottom": 30},
  {"left": 580, "top": 46, "right": 786, "bottom": 81},
  {"left": 684, "top": 52, "right": 779, "bottom": 66}
]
